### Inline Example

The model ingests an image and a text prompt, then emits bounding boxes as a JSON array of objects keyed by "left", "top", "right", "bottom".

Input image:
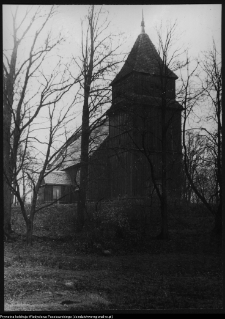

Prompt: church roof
[
  {"left": 48, "top": 119, "right": 109, "bottom": 170},
  {"left": 43, "top": 171, "right": 72, "bottom": 185},
  {"left": 111, "top": 32, "right": 177, "bottom": 85}
]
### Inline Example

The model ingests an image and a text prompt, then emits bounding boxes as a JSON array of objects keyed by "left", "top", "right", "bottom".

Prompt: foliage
[
  {"left": 86, "top": 197, "right": 156, "bottom": 247},
  {"left": 11, "top": 204, "right": 76, "bottom": 238}
]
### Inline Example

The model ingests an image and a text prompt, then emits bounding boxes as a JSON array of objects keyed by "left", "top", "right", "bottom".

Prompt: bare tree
[
  {"left": 200, "top": 41, "right": 222, "bottom": 234},
  {"left": 75, "top": 5, "right": 124, "bottom": 231},
  {"left": 182, "top": 131, "right": 217, "bottom": 204},
  {"left": 6, "top": 91, "right": 81, "bottom": 245},
  {"left": 154, "top": 21, "right": 182, "bottom": 239},
  {"left": 180, "top": 40, "right": 222, "bottom": 236},
  {"left": 3, "top": 5, "right": 80, "bottom": 241}
]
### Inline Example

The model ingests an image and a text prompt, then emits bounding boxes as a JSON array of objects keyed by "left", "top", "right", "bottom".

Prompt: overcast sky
[
  {"left": 56, "top": 4, "right": 221, "bottom": 59},
  {"left": 4, "top": 4, "right": 221, "bottom": 60}
]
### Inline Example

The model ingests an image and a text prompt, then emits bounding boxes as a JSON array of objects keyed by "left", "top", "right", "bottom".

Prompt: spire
[
  {"left": 141, "top": 9, "right": 145, "bottom": 33},
  {"left": 111, "top": 16, "right": 178, "bottom": 86}
]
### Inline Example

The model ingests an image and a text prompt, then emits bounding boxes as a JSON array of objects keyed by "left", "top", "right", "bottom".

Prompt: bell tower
[{"left": 107, "top": 14, "right": 182, "bottom": 200}]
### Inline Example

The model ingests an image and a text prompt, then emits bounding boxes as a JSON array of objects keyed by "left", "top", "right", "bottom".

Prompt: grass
[{"left": 4, "top": 204, "right": 223, "bottom": 311}]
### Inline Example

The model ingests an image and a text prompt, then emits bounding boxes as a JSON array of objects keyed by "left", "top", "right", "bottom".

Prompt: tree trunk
[
  {"left": 3, "top": 41, "right": 18, "bottom": 236},
  {"left": 26, "top": 219, "right": 33, "bottom": 245},
  {"left": 76, "top": 6, "right": 94, "bottom": 232},
  {"left": 212, "top": 201, "right": 222, "bottom": 236},
  {"left": 4, "top": 93, "right": 13, "bottom": 235},
  {"left": 159, "top": 95, "right": 169, "bottom": 240},
  {"left": 4, "top": 180, "right": 12, "bottom": 235},
  {"left": 160, "top": 191, "right": 169, "bottom": 239},
  {"left": 25, "top": 203, "right": 35, "bottom": 245},
  {"left": 26, "top": 191, "right": 41, "bottom": 245},
  {"left": 76, "top": 97, "right": 90, "bottom": 231},
  {"left": 77, "top": 186, "right": 86, "bottom": 231}
]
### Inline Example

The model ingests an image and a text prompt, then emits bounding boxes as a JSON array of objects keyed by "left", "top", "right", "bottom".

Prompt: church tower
[{"left": 107, "top": 14, "right": 182, "bottom": 200}]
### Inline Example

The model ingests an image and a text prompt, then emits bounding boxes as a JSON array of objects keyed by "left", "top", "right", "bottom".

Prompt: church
[
  {"left": 87, "top": 17, "right": 182, "bottom": 202},
  {"left": 39, "top": 17, "right": 182, "bottom": 204}
]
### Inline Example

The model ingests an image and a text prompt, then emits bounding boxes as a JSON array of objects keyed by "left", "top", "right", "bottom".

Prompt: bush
[
  {"left": 11, "top": 204, "right": 76, "bottom": 238},
  {"left": 86, "top": 197, "right": 153, "bottom": 247}
]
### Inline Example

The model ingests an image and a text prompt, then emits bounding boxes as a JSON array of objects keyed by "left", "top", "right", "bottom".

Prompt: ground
[{"left": 4, "top": 204, "right": 223, "bottom": 311}]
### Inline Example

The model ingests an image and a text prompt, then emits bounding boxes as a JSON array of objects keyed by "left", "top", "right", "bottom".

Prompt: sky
[
  {"left": 56, "top": 4, "right": 221, "bottom": 59},
  {"left": 4, "top": 4, "right": 221, "bottom": 63}
]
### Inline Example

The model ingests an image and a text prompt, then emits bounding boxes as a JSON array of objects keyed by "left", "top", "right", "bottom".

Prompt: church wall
[
  {"left": 165, "top": 108, "right": 182, "bottom": 153},
  {"left": 112, "top": 74, "right": 134, "bottom": 105},
  {"left": 107, "top": 99, "right": 182, "bottom": 201},
  {"left": 109, "top": 150, "right": 133, "bottom": 198},
  {"left": 87, "top": 138, "right": 111, "bottom": 201}
]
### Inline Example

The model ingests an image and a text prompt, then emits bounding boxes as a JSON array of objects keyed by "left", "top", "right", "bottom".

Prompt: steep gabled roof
[
  {"left": 44, "top": 171, "right": 72, "bottom": 185},
  {"left": 111, "top": 32, "right": 177, "bottom": 85},
  {"left": 49, "top": 119, "right": 109, "bottom": 170}
]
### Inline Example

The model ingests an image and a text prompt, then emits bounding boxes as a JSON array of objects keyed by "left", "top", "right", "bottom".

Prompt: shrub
[
  {"left": 86, "top": 197, "right": 152, "bottom": 247},
  {"left": 11, "top": 204, "right": 76, "bottom": 238}
]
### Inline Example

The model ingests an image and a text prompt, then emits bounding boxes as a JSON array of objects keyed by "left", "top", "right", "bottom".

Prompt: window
[
  {"left": 53, "top": 186, "right": 61, "bottom": 201},
  {"left": 76, "top": 169, "right": 80, "bottom": 185}
]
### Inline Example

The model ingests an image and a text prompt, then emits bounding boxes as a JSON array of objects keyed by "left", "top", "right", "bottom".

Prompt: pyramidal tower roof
[{"left": 111, "top": 14, "right": 177, "bottom": 85}]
